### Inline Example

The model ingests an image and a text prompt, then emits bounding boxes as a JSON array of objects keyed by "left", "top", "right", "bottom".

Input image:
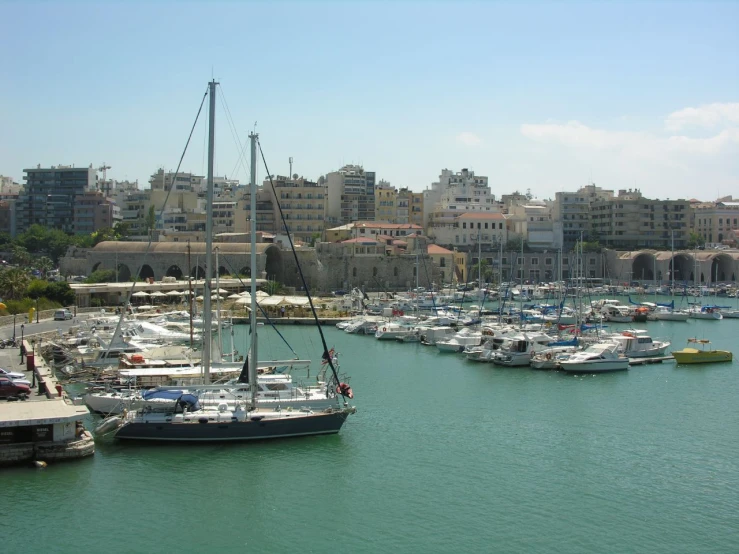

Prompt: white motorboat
[
  {"left": 559, "top": 343, "right": 629, "bottom": 373},
  {"left": 490, "top": 332, "right": 556, "bottom": 367},
  {"left": 435, "top": 327, "right": 482, "bottom": 353},
  {"left": 612, "top": 330, "right": 670, "bottom": 358}
]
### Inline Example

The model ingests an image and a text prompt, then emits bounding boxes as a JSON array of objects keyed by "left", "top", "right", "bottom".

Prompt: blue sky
[{"left": 2, "top": 1, "right": 737, "bottom": 200}]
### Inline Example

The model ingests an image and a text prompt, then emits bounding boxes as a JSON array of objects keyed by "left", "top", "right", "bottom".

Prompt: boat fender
[
  {"left": 545, "top": 353, "right": 552, "bottom": 361},
  {"left": 382, "top": 327, "right": 387, "bottom": 332},
  {"left": 198, "top": 417, "right": 209, "bottom": 424},
  {"left": 336, "top": 382, "right": 354, "bottom": 399}
]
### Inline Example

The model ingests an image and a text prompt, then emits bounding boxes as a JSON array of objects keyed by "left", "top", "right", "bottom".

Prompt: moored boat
[{"left": 671, "top": 339, "right": 733, "bottom": 364}]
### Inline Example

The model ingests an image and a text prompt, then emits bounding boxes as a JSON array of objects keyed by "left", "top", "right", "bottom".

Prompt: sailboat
[
  {"left": 654, "top": 231, "right": 689, "bottom": 321},
  {"left": 105, "top": 81, "right": 355, "bottom": 442}
]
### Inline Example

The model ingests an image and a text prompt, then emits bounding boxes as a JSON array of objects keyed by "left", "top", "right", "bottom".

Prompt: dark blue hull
[{"left": 114, "top": 410, "right": 351, "bottom": 442}]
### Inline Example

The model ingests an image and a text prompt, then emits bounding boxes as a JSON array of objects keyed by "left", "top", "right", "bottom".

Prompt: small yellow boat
[{"left": 672, "top": 339, "right": 733, "bottom": 364}]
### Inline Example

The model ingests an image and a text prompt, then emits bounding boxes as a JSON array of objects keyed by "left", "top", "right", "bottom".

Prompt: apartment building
[
  {"left": 325, "top": 165, "right": 376, "bottom": 225},
  {"left": 432, "top": 212, "right": 508, "bottom": 250},
  {"left": 693, "top": 197, "right": 739, "bottom": 244},
  {"left": 17, "top": 165, "right": 97, "bottom": 233},
  {"left": 73, "top": 190, "right": 121, "bottom": 234},
  {"left": 507, "top": 200, "right": 563, "bottom": 250},
  {"left": 149, "top": 169, "right": 203, "bottom": 192},
  {"left": 554, "top": 184, "right": 614, "bottom": 248},
  {"left": 590, "top": 189, "right": 690, "bottom": 249},
  {"left": 263, "top": 176, "right": 327, "bottom": 243},
  {"left": 374, "top": 181, "right": 397, "bottom": 222}
]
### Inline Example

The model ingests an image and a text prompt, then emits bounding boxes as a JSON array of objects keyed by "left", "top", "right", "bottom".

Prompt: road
[{"left": 0, "top": 314, "right": 95, "bottom": 341}]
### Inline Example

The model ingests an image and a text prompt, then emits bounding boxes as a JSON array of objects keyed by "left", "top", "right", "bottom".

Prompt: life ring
[
  {"left": 545, "top": 353, "right": 552, "bottom": 361},
  {"left": 382, "top": 327, "right": 387, "bottom": 332}
]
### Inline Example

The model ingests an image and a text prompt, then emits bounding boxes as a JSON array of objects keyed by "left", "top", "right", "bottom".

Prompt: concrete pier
[{"left": 0, "top": 340, "right": 93, "bottom": 467}]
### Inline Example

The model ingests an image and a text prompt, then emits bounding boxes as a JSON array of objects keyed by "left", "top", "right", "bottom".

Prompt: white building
[
  {"left": 507, "top": 200, "right": 563, "bottom": 250},
  {"left": 432, "top": 212, "right": 508, "bottom": 249}
]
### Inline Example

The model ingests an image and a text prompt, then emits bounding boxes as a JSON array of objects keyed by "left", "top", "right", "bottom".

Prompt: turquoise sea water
[{"left": 2, "top": 307, "right": 739, "bottom": 553}]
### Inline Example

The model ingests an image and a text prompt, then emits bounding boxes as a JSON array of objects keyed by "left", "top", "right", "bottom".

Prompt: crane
[{"left": 98, "top": 163, "right": 111, "bottom": 193}]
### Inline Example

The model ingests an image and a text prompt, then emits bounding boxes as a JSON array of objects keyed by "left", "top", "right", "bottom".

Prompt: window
[
  {"left": 352, "top": 267, "right": 357, "bottom": 277},
  {"left": 531, "top": 258, "right": 539, "bottom": 265},
  {"left": 484, "top": 223, "right": 488, "bottom": 229},
  {"left": 440, "top": 258, "right": 446, "bottom": 267},
  {"left": 463, "top": 222, "right": 467, "bottom": 229},
  {"left": 545, "top": 257, "right": 552, "bottom": 265},
  {"left": 517, "top": 257, "right": 523, "bottom": 264},
  {"left": 589, "top": 258, "right": 596, "bottom": 265}
]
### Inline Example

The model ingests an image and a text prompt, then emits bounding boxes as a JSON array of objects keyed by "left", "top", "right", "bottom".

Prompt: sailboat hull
[{"left": 114, "top": 409, "right": 352, "bottom": 442}]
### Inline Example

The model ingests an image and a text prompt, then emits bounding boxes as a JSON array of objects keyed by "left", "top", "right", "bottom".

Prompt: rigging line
[
  {"left": 217, "top": 90, "right": 248, "bottom": 179},
  {"left": 221, "top": 256, "right": 300, "bottom": 359},
  {"left": 105, "top": 87, "right": 209, "bottom": 359},
  {"left": 257, "top": 139, "right": 345, "bottom": 392},
  {"left": 218, "top": 85, "right": 251, "bottom": 181},
  {"left": 201, "top": 95, "right": 208, "bottom": 176}
]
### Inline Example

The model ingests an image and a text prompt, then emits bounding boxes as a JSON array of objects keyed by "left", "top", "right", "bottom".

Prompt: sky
[{"left": 1, "top": 1, "right": 737, "bottom": 200}]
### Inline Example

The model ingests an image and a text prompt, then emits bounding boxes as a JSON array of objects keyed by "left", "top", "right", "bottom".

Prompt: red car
[{"left": 0, "top": 376, "right": 31, "bottom": 398}]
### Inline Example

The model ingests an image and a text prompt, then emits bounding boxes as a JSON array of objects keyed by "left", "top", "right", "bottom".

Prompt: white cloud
[
  {"left": 665, "top": 102, "right": 739, "bottom": 132},
  {"left": 456, "top": 132, "right": 482, "bottom": 146}
]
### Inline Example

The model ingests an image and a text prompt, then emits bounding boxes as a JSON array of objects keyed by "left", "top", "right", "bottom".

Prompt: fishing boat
[
  {"left": 612, "top": 330, "right": 670, "bottom": 358},
  {"left": 671, "top": 339, "right": 733, "bottom": 364},
  {"left": 103, "top": 81, "right": 354, "bottom": 442}
]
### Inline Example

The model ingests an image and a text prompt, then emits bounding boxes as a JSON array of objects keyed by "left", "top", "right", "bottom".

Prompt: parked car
[
  {"left": 0, "top": 377, "right": 31, "bottom": 398},
  {"left": 0, "top": 367, "right": 26, "bottom": 380},
  {"left": 54, "top": 309, "right": 73, "bottom": 321}
]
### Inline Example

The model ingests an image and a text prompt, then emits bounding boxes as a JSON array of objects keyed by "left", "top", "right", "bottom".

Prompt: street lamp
[
  {"left": 20, "top": 324, "right": 25, "bottom": 363},
  {"left": 12, "top": 314, "right": 16, "bottom": 343},
  {"left": 36, "top": 298, "right": 39, "bottom": 323}
]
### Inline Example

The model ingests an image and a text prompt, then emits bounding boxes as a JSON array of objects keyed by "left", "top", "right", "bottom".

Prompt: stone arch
[
  {"left": 373, "top": 267, "right": 378, "bottom": 277},
  {"left": 631, "top": 253, "right": 655, "bottom": 282},
  {"left": 166, "top": 265, "right": 183, "bottom": 280},
  {"left": 394, "top": 267, "right": 399, "bottom": 277},
  {"left": 710, "top": 253, "right": 733, "bottom": 283},
  {"left": 265, "top": 245, "right": 282, "bottom": 282},
  {"left": 117, "top": 264, "right": 131, "bottom": 282},
  {"left": 218, "top": 266, "right": 229, "bottom": 277},
  {"left": 238, "top": 267, "right": 251, "bottom": 277},
  {"left": 352, "top": 267, "right": 357, "bottom": 278},
  {"left": 669, "top": 253, "right": 693, "bottom": 284},
  {"left": 92, "top": 261, "right": 102, "bottom": 272},
  {"left": 138, "top": 264, "right": 155, "bottom": 281},
  {"left": 191, "top": 266, "right": 205, "bottom": 279}
]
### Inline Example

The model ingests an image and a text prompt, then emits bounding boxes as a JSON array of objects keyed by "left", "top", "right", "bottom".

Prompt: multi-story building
[
  {"left": 118, "top": 190, "right": 151, "bottom": 239},
  {"left": 149, "top": 169, "right": 204, "bottom": 192},
  {"left": 0, "top": 200, "right": 17, "bottom": 236},
  {"left": 325, "top": 221, "right": 423, "bottom": 243},
  {"left": 325, "top": 165, "right": 376, "bottom": 225},
  {"left": 554, "top": 183, "right": 614, "bottom": 248},
  {"left": 406, "top": 189, "right": 424, "bottom": 228},
  {"left": 73, "top": 191, "right": 121, "bottom": 235},
  {"left": 432, "top": 212, "right": 508, "bottom": 250},
  {"left": 507, "top": 200, "right": 562, "bottom": 250},
  {"left": 424, "top": 168, "right": 498, "bottom": 240},
  {"left": 590, "top": 189, "right": 690, "bottom": 249},
  {"left": 0, "top": 175, "right": 21, "bottom": 196},
  {"left": 374, "top": 181, "right": 397, "bottom": 222},
  {"left": 17, "top": 165, "right": 97, "bottom": 233},
  {"left": 265, "top": 176, "right": 327, "bottom": 243},
  {"left": 693, "top": 197, "right": 739, "bottom": 245}
]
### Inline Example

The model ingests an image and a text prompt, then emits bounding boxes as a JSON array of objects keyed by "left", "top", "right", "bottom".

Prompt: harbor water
[{"left": 3, "top": 311, "right": 739, "bottom": 553}]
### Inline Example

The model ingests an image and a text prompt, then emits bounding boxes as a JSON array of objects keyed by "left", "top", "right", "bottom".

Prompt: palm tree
[
  {"left": 0, "top": 267, "right": 31, "bottom": 300},
  {"left": 35, "top": 256, "right": 54, "bottom": 278},
  {"left": 11, "top": 245, "right": 31, "bottom": 267}
]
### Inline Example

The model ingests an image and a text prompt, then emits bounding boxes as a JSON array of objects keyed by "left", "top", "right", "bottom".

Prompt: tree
[
  {"left": 45, "top": 281, "right": 76, "bottom": 305},
  {"left": 687, "top": 232, "right": 705, "bottom": 249},
  {"left": 145, "top": 205, "right": 157, "bottom": 233},
  {"left": 26, "top": 279, "right": 48, "bottom": 299},
  {"left": 505, "top": 236, "right": 524, "bottom": 252},
  {"left": 10, "top": 245, "right": 31, "bottom": 267},
  {"left": 0, "top": 267, "right": 31, "bottom": 300},
  {"left": 35, "top": 256, "right": 54, "bottom": 277},
  {"left": 471, "top": 259, "right": 493, "bottom": 284},
  {"left": 85, "top": 269, "right": 116, "bottom": 283}
]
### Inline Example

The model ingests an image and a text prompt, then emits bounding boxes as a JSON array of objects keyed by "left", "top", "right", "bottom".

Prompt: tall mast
[
  {"left": 248, "top": 131, "right": 259, "bottom": 407},
  {"left": 671, "top": 229, "right": 675, "bottom": 296},
  {"left": 202, "top": 79, "right": 217, "bottom": 385},
  {"left": 215, "top": 247, "right": 223, "bottom": 362},
  {"left": 187, "top": 240, "right": 193, "bottom": 349}
]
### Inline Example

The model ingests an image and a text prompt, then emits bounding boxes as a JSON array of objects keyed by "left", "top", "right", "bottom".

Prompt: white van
[{"left": 54, "top": 309, "right": 73, "bottom": 321}]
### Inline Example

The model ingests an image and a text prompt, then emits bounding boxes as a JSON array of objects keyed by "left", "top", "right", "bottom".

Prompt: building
[
  {"left": 693, "top": 197, "right": 739, "bottom": 245},
  {"left": 424, "top": 168, "right": 498, "bottom": 240},
  {"left": 507, "top": 200, "right": 562, "bottom": 250},
  {"left": 325, "top": 165, "right": 376, "bottom": 225},
  {"left": 149, "top": 169, "right": 203, "bottom": 192},
  {"left": 431, "top": 212, "right": 508, "bottom": 250},
  {"left": 73, "top": 191, "right": 121, "bottom": 235},
  {"left": 265, "top": 176, "right": 327, "bottom": 243},
  {"left": 374, "top": 181, "right": 397, "bottom": 222},
  {"left": 590, "top": 189, "right": 690, "bottom": 249},
  {"left": 0, "top": 175, "right": 21, "bottom": 196},
  {"left": 427, "top": 244, "right": 456, "bottom": 285},
  {"left": 325, "top": 221, "right": 423, "bottom": 243},
  {"left": 401, "top": 188, "right": 424, "bottom": 228},
  {"left": 17, "top": 165, "right": 97, "bottom": 233},
  {"left": 554, "top": 184, "right": 614, "bottom": 249}
]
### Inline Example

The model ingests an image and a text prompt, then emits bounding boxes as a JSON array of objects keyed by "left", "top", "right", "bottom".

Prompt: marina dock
[{"left": 0, "top": 341, "right": 93, "bottom": 467}]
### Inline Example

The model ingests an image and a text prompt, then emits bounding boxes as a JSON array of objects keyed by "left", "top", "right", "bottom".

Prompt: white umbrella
[
  {"left": 132, "top": 291, "right": 149, "bottom": 297},
  {"left": 216, "top": 288, "right": 229, "bottom": 294},
  {"left": 227, "top": 294, "right": 241, "bottom": 299},
  {"left": 211, "top": 294, "right": 222, "bottom": 300},
  {"left": 196, "top": 295, "right": 205, "bottom": 301},
  {"left": 234, "top": 297, "right": 250, "bottom": 304},
  {"left": 166, "top": 290, "right": 183, "bottom": 296},
  {"left": 150, "top": 291, "right": 167, "bottom": 297}
]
